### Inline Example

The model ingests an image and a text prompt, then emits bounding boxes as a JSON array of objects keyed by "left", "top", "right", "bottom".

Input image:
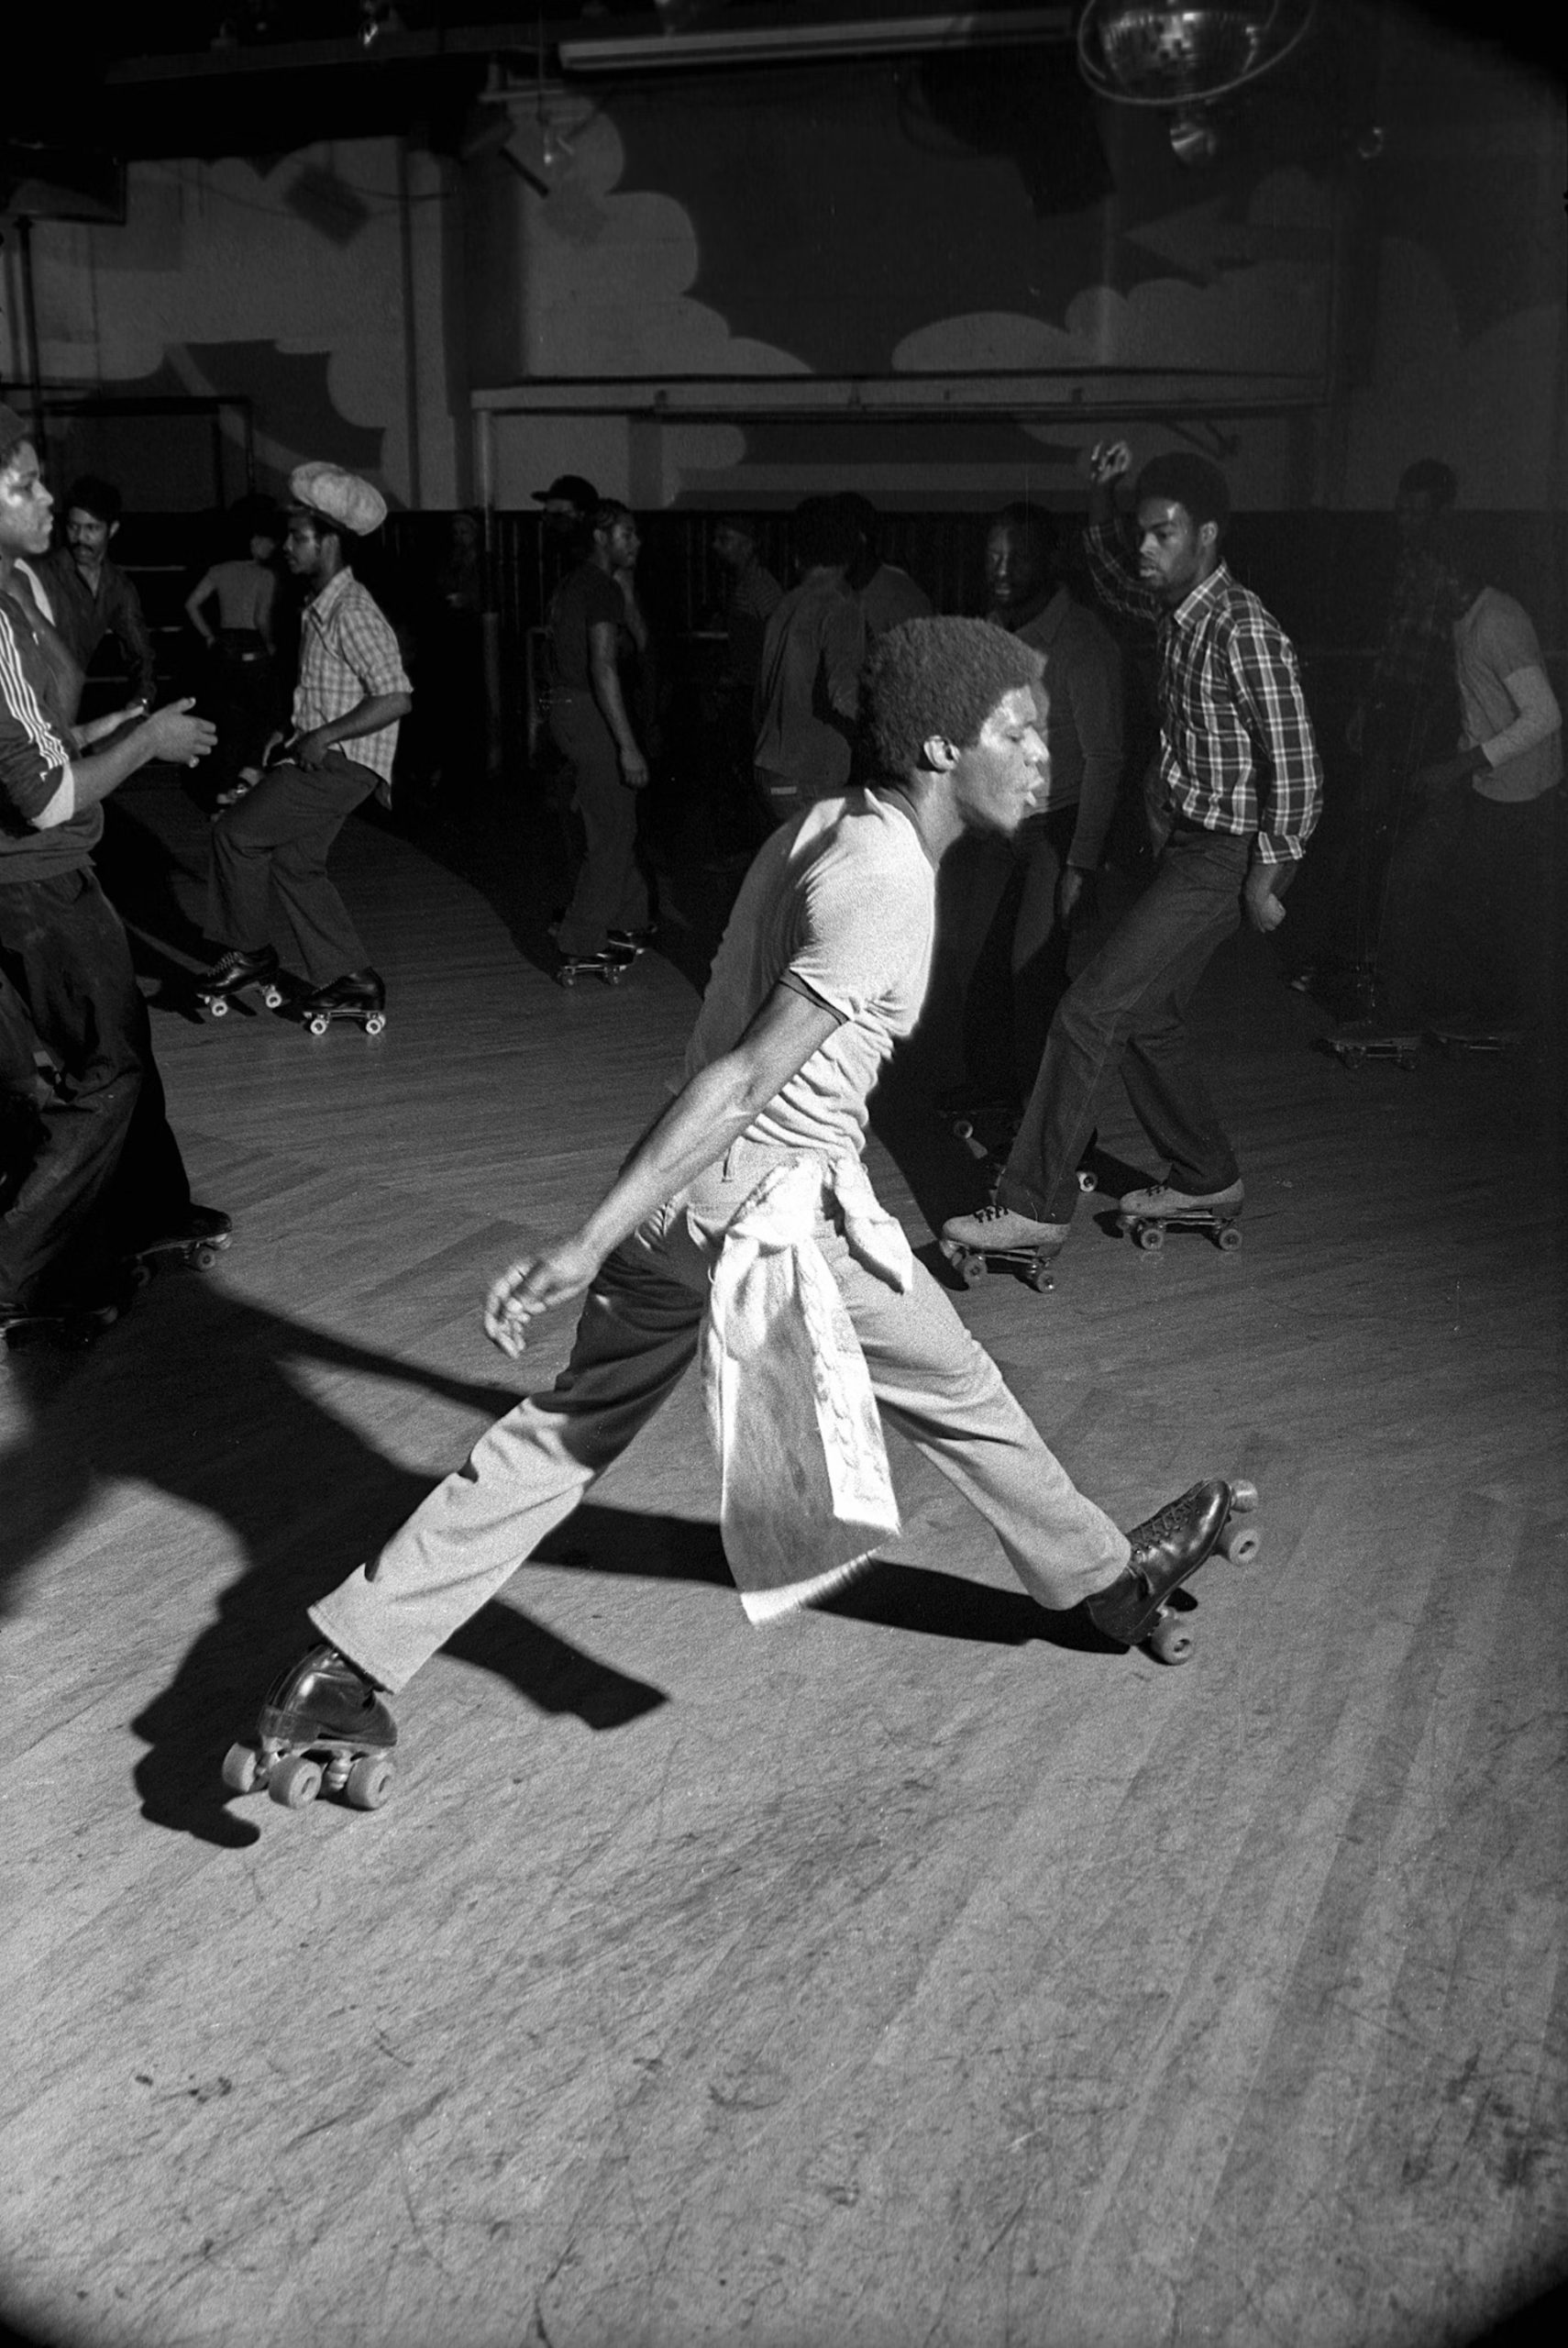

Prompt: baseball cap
[{"left": 532, "top": 473, "right": 599, "bottom": 511}]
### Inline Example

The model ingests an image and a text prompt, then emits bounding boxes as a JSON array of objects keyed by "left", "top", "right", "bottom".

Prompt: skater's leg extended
[
  {"left": 832, "top": 1240, "right": 1129, "bottom": 1611},
  {"left": 310, "top": 1225, "right": 706, "bottom": 1690}
]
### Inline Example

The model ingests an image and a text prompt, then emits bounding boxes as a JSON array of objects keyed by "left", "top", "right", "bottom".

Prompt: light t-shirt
[
  {"left": 1455, "top": 587, "right": 1562, "bottom": 803},
  {"left": 683, "top": 788, "right": 935, "bottom": 1157}
]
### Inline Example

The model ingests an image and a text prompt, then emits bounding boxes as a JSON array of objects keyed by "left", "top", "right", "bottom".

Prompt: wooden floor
[{"left": 2, "top": 774, "right": 1565, "bottom": 2348}]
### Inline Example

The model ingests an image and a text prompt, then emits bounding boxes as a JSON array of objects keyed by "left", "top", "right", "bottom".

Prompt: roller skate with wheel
[
  {"left": 1, "top": 1259, "right": 142, "bottom": 1354},
  {"left": 1087, "top": 1476, "right": 1261, "bottom": 1664},
  {"left": 939, "top": 1202, "right": 1070, "bottom": 1293},
  {"left": 607, "top": 925, "right": 657, "bottom": 962},
  {"left": 1117, "top": 1178, "right": 1244, "bottom": 1256},
  {"left": 125, "top": 1204, "right": 233, "bottom": 1281},
  {"left": 193, "top": 945, "right": 284, "bottom": 1020},
  {"left": 556, "top": 947, "right": 631, "bottom": 990},
  {"left": 223, "top": 1642, "right": 398, "bottom": 1811},
  {"left": 296, "top": 969, "right": 387, "bottom": 1036},
  {"left": 1321, "top": 1016, "right": 1421, "bottom": 1073},
  {"left": 1425, "top": 1023, "right": 1518, "bottom": 1056}
]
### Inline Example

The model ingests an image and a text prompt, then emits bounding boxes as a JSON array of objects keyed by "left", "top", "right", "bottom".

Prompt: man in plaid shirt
[
  {"left": 199, "top": 463, "right": 411, "bottom": 1027},
  {"left": 944, "top": 440, "right": 1321, "bottom": 1273}
]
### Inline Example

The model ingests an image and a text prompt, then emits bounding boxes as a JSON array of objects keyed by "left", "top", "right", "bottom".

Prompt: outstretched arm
[{"left": 484, "top": 982, "right": 841, "bottom": 1355}]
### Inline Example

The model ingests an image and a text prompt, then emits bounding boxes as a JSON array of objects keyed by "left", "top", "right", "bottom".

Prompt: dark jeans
[
  {"left": 0, "top": 865, "right": 192, "bottom": 1305},
  {"left": 208, "top": 630, "right": 278, "bottom": 786},
  {"left": 1377, "top": 784, "right": 1560, "bottom": 1029},
  {"left": 551, "top": 692, "right": 650, "bottom": 955},
  {"left": 999, "top": 824, "right": 1250, "bottom": 1224},
  {"left": 207, "top": 752, "right": 380, "bottom": 986}
]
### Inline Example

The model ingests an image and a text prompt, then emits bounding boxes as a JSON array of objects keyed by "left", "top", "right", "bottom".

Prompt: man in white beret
[{"left": 196, "top": 463, "right": 412, "bottom": 1026}]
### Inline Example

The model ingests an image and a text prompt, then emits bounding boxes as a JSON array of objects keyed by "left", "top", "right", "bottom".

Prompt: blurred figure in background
[
  {"left": 183, "top": 498, "right": 282, "bottom": 808},
  {"left": 920, "top": 504, "right": 1123, "bottom": 1124},
  {"left": 701, "top": 515, "right": 782, "bottom": 860},
  {"left": 753, "top": 495, "right": 866, "bottom": 830},
  {"left": 837, "top": 492, "right": 933, "bottom": 641},
  {"left": 545, "top": 501, "right": 656, "bottom": 980}
]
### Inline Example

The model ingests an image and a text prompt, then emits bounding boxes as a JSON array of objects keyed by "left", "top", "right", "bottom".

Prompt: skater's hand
[
  {"left": 619, "top": 747, "right": 650, "bottom": 791},
  {"left": 484, "top": 1241, "right": 602, "bottom": 1357},
  {"left": 141, "top": 700, "right": 218, "bottom": 770},
  {"left": 292, "top": 727, "right": 332, "bottom": 771},
  {"left": 1242, "top": 864, "right": 1286, "bottom": 934},
  {"left": 1087, "top": 440, "right": 1132, "bottom": 486}
]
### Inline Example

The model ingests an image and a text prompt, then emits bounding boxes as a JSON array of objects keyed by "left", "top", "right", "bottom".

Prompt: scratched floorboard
[{"left": 1, "top": 773, "right": 1564, "bottom": 2348}]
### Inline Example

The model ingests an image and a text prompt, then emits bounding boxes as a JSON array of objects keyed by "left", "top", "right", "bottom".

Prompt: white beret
[{"left": 289, "top": 461, "right": 387, "bottom": 537}]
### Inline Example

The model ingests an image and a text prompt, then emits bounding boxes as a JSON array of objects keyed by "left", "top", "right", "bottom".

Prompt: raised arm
[{"left": 1081, "top": 440, "right": 1161, "bottom": 632}]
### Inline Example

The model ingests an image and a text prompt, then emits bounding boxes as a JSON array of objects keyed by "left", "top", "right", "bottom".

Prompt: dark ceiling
[{"left": 10, "top": 3, "right": 1562, "bottom": 174}]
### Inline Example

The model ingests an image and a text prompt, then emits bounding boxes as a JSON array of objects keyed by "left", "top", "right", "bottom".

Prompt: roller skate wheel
[
  {"left": 207, "top": 995, "right": 227, "bottom": 1019},
  {"left": 192, "top": 1244, "right": 219, "bottom": 1271},
  {"left": 1230, "top": 1479, "right": 1260, "bottom": 1513},
  {"left": 222, "top": 1741, "right": 261, "bottom": 1795},
  {"left": 1134, "top": 1223, "right": 1165, "bottom": 1252},
  {"left": 942, "top": 1244, "right": 982, "bottom": 1288},
  {"left": 307, "top": 1013, "right": 330, "bottom": 1036},
  {"left": 345, "top": 1754, "right": 395, "bottom": 1810},
  {"left": 1217, "top": 1521, "right": 1262, "bottom": 1567},
  {"left": 1149, "top": 1615, "right": 1195, "bottom": 1665},
  {"left": 1077, "top": 1168, "right": 1097, "bottom": 1193},
  {"left": 269, "top": 1752, "right": 324, "bottom": 1809},
  {"left": 556, "top": 967, "right": 578, "bottom": 989},
  {"left": 1025, "top": 1259, "right": 1054, "bottom": 1292},
  {"left": 602, "top": 964, "right": 625, "bottom": 987},
  {"left": 1217, "top": 1224, "right": 1242, "bottom": 1252},
  {"left": 363, "top": 1013, "right": 386, "bottom": 1036},
  {"left": 261, "top": 986, "right": 284, "bottom": 1009}
]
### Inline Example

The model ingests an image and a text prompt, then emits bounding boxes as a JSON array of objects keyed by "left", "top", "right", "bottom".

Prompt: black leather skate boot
[
  {"left": 223, "top": 1643, "right": 398, "bottom": 1811},
  {"left": 196, "top": 945, "right": 280, "bottom": 1001},
  {"left": 1087, "top": 1479, "right": 1232, "bottom": 1646},
  {"left": 296, "top": 968, "right": 386, "bottom": 1015}
]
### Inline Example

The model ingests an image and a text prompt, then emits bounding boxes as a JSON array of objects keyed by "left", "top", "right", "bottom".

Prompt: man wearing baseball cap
[{"left": 197, "top": 462, "right": 412, "bottom": 1028}]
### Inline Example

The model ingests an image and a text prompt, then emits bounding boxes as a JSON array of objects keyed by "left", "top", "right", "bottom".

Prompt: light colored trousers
[{"left": 311, "top": 1145, "right": 1130, "bottom": 1690}]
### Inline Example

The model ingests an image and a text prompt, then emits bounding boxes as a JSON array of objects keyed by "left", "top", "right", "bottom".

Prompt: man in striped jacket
[
  {"left": 0, "top": 404, "right": 225, "bottom": 1324},
  {"left": 944, "top": 441, "right": 1323, "bottom": 1273}
]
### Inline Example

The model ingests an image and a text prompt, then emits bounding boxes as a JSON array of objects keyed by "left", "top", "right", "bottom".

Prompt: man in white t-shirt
[
  {"left": 1339, "top": 569, "right": 1561, "bottom": 1043},
  {"left": 231, "top": 620, "right": 1241, "bottom": 1802}
]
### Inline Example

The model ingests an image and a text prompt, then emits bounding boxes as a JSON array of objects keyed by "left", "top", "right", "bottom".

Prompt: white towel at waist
[{"left": 700, "top": 1156, "right": 912, "bottom": 1623}]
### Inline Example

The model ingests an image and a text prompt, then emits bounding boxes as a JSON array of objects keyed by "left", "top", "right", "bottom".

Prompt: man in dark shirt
[
  {"left": 0, "top": 406, "right": 226, "bottom": 1324},
  {"left": 944, "top": 443, "right": 1322, "bottom": 1275},
  {"left": 753, "top": 497, "right": 867, "bottom": 829},
  {"left": 37, "top": 474, "right": 159, "bottom": 715},
  {"left": 927, "top": 504, "right": 1125, "bottom": 1113},
  {"left": 547, "top": 501, "right": 653, "bottom": 976},
  {"left": 1332, "top": 458, "right": 1462, "bottom": 994}
]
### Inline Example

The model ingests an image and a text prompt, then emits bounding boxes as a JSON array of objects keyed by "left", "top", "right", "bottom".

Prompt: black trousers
[
  {"left": 206, "top": 752, "right": 381, "bottom": 986},
  {"left": 0, "top": 864, "right": 191, "bottom": 1306}
]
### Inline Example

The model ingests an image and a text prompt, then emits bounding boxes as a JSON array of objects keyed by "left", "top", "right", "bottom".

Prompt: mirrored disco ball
[{"left": 1093, "top": 3, "right": 1275, "bottom": 101}]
